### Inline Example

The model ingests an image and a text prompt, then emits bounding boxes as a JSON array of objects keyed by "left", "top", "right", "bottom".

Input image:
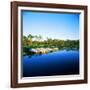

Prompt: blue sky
[{"left": 22, "top": 10, "right": 80, "bottom": 40}]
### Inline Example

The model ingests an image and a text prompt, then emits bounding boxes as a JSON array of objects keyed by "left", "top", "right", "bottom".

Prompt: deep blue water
[{"left": 23, "top": 50, "right": 79, "bottom": 77}]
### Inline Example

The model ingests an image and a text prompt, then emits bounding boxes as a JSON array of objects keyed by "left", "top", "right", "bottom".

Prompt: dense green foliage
[
  {"left": 23, "top": 34, "right": 79, "bottom": 49},
  {"left": 23, "top": 34, "right": 79, "bottom": 55}
]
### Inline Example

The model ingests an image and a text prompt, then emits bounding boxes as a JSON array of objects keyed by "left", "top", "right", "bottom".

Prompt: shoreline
[{"left": 23, "top": 47, "right": 79, "bottom": 56}]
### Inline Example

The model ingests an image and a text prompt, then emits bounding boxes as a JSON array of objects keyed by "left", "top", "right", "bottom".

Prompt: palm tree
[
  {"left": 28, "top": 34, "right": 34, "bottom": 45},
  {"left": 34, "top": 35, "right": 42, "bottom": 41},
  {"left": 23, "top": 35, "right": 29, "bottom": 46}
]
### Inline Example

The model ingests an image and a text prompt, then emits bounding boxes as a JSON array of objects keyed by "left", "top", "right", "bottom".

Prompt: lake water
[{"left": 23, "top": 50, "right": 79, "bottom": 77}]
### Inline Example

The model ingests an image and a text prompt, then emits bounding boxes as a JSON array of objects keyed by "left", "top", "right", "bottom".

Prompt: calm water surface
[{"left": 23, "top": 50, "right": 79, "bottom": 77}]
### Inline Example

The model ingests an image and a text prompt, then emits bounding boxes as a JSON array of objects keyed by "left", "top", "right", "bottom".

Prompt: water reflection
[{"left": 23, "top": 50, "right": 79, "bottom": 77}]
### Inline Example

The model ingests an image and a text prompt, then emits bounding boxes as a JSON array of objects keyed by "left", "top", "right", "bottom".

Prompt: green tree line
[{"left": 23, "top": 34, "right": 79, "bottom": 50}]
